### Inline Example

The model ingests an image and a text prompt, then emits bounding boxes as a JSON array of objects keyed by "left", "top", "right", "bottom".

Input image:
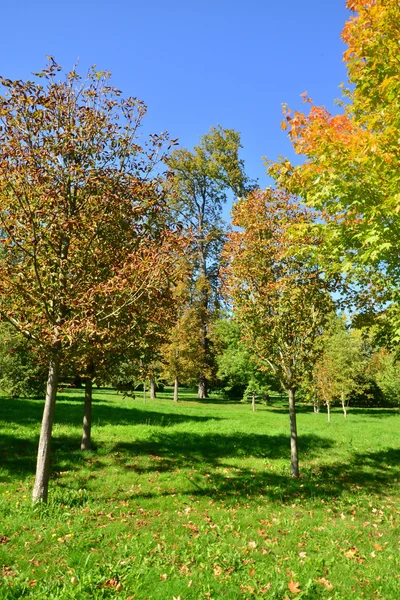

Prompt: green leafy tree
[
  {"left": 312, "top": 316, "right": 367, "bottom": 420},
  {"left": 214, "top": 317, "right": 276, "bottom": 404},
  {"left": 0, "top": 323, "right": 46, "bottom": 398},
  {"left": 167, "top": 127, "right": 255, "bottom": 398}
]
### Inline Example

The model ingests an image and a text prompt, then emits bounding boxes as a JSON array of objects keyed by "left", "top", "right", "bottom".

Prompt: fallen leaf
[
  {"left": 160, "top": 573, "right": 168, "bottom": 581},
  {"left": 214, "top": 565, "right": 223, "bottom": 576},
  {"left": 299, "top": 551, "right": 307, "bottom": 559},
  {"left": 288, "top": 579, "right": 301, "bottom": 594},
  {"left": 373, "top": 543, "right": 383, "bottom": 551},
  {"left": 317, "top": 577, "right": 333, "bottom": 591},
  {"left": 248, "top": 540, "right": 257, "bottom": 549}
]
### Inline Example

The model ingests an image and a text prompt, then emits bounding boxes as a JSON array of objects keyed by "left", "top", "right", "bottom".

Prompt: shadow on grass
[
  {"left": 0, "top": 396, "right": 221, "bottom": 429},
  {"left": 117, "top": 445, "right": 400, "bottom": 505}
]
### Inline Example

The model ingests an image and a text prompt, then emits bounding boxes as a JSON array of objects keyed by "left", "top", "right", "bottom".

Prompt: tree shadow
[{"left": 0, "top": 396, "right": 221, "bottom": 429}]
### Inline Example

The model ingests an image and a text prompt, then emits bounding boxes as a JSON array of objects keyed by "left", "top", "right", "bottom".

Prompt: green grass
[{"left": 0, "top": 388, "right": 399, "bottom": 599}]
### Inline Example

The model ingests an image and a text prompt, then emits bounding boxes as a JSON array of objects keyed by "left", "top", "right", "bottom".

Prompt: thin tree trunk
[
  {"left": 150, "top": 375, "right": 156, "bottom": 400},
  {"left": 174, "top": 377, "right": 178, "bottom": 402},
  {"left": 81, "top": 369, "right": 93, "bottom": 451},
  {"left": 341, "top": 391, "right": 347, "bottom": 418},
  {"left": 327, "top": 401, "right": 331, "bottom": 423},
  {"left": 252, "top": 392, "right": 256, "bottom": 412},
  {"left": 143, "top": 380, "right": 147, "bottom": 406},
  {"left": 313, "top": 398, "right": 320, "bottom": 413},
  {"left": 198, "top": 375, "right": 207, "bottom": 399},
  {"left": 288, "top": 388, "right": 299, "bottom": 478},
  {"left": 32, "top": 347, "right": 61, "bottom": 503}
]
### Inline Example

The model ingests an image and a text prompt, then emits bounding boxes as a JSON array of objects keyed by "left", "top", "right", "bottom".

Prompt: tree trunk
[
  {"left": 143, "top": 380, "right": 147, "bottom": 406},
  {"left": 174, "top": 377, "right": 178, "bottom": 402},
  {"left": 313, "top": 399, "right": 320, "bottom": 413},
  {"left": 327, "top": 401, "right": 331, "bottom": 423},
  {"left": 198, "top": 375, "right": 207, "bottom": 399},
  {"left": 81, "top": 373, "right": 93, "bottom": 451},
  {"left": 32, "top": 347, "right": 61, "bottom": 503},
  {"left": 150, "top": 375, "right": 156, "bottom": 400},
  {"left": 252, "top": 392, "right": 256, "bottom": 412},
  {"left": 288, "top": 388, "right": 299, "bottom": 478},
  {"left": 341, "top": 391, "right": 347, "bottom": 418}
]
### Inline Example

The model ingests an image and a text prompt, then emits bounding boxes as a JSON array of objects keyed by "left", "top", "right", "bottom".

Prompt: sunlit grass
[{"left": 0, "top": 388, "right": 399, "bottom": 598}]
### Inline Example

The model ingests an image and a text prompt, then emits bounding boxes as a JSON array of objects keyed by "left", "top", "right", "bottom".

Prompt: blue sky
[{"left": 1, "top": 1, "right": 350, "bottom": 216}]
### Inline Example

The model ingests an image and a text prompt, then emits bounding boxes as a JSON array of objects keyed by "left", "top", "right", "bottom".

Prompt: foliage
[
  {"left": 224, "top": 188, "right": 334, "bottom": 393},
  {"left": 0, "top": 59, "right": 184, "bottom": 500},
  {"left": 268, "top": 1, "right": 400, "bottom": 337},
  {"left": 214, "top": 317, "right": 276, "bottom": 400},
  {"left": 166, "top": 127, "right": 255, "bottom": 396},
  {"left": 0, "top": 323, "right": 46, "bottom": 397},
  {"left": 311, "top": 316, "right": 367, "bottom": 416},
  {"left": 370, "top": 347, "right": 400, "bottom": 408}
]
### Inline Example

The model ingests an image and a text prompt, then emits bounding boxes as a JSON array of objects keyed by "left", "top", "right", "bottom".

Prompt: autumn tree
[
  {"left": 268, "top": 0, "right": 400, "bottom": 334},
  {"left": 0, "top": 60, "right": 182, "bottom": 501},
  {"left": 224, "top": 189, "right": 334, "bottom": 477},
  {"left": 167, "top": 127, "right": 254, "bottom": 398}
]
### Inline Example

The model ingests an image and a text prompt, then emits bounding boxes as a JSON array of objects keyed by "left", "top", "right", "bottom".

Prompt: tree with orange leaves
[
  {"left": 0, "top": 60, "right": 183, "bottom": 501},
  {"left": 269, "top": 0, "right": 400, "bottom": 326},
  {"left": 224, "top": 188, "right": 334, "bottom": 477}
]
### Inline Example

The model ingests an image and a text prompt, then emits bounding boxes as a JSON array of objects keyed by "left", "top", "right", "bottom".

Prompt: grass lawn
[{"left": 0, "top": 388, "right": 399, "bottom": 599}]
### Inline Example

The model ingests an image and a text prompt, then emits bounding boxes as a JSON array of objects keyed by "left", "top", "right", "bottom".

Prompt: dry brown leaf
[
  {"left": 288, "top": 579, "right": 301, "bottom": 594},
  {"left": 213, "top": 565, "right": 223, "bottom": 576},
  {"left": 248, "top": 540, "right": 257, "bottom": 548},
  {"left": 159, "top": 573, "right": 168, "bottom": 581},
  {"left": 317, "top": 577, "right": 333, "bottom": 591}
]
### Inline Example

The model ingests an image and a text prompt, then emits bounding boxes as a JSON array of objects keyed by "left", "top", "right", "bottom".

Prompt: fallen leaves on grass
[
  {"left": 343, "top": 546, "right": 365, "bottom": 563},
  {"left": 160, "top": 573, "right": 168, "bottom": 581},
  {"left": 103, "top": 578, "right": 121, "bottom": 591},
  {"left": 248, "top": 540, "right": 257, "bottom": 548}
]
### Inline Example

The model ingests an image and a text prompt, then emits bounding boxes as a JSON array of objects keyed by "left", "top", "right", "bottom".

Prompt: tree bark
[
  {"left": 81, "top": 366, "right": 93, "bottom": 451},
  {"left": 252, "top": 392, "right": 256, "bottom": 412},
  {"left": 150, "top": 375, "right": 156, "bottom": 400},
  {"left": 288, "top": 387, "right": 299, "bottom": 478},
  {"left": 198, "top": 375, "right": 207, "bottom": 399},
  {"left": 174, "top": 377, "right": 179, "bottom": 402},
  {"left": 32, "top": 346, "right": 61, "bottom": 502},
  {"left": 327, "top": 401, "right": 331, "bottom": 423},
  {"left": 341, "top": 390, "right": 347, "bottom": 418}
]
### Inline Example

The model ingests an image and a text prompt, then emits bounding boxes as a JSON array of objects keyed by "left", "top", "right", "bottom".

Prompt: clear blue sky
[{"left": 1, "top": 0, "right": 350, "bottom": 215}]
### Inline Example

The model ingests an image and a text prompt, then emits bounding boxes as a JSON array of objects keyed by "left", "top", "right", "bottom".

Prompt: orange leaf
[{"left": 288, "top": 579, "right": 301, "bottom": 594}]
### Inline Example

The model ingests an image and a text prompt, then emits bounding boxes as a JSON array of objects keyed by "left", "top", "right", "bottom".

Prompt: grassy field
[{"left": 0, "top": 388, "right": 399, "bottom": 599}]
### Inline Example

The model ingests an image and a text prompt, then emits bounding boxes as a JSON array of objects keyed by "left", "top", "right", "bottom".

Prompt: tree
[
  {"left": 312, "top": 316, "right": 367, "bottom": 420},
  {"left": 224, "top": 188, "right": 334, "bottom": 477},
  {"left": 0, "top": 60, "right": 182, "bottom": 501},
  {"left": 160, "top": 307, "right": 205, "bottom": 402},
  {"left": 268, "top": 0, "right": 400, "bottom": 333},
  {"left": 167, "top": 127, "right": 254, "bottom": 398},
  {"left": 214, "top": 317, "right": 276, "bottom": 403}
]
